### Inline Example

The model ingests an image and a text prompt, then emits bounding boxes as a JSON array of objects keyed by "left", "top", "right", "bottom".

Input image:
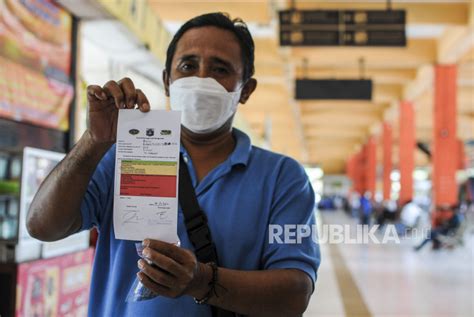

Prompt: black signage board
[
  {"left": 279, "top": 9, "right": 406, "bottom": 46},
  {"left": 295, "top": 79, "right": 373, "bottom": 100}
]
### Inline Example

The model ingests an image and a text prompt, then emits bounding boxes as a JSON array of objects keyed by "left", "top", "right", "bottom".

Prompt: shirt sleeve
[
  {"left": 261, "top": 157, "right": 321, "bottom": 288},
  {"left": 79, "top": 145, "right": 115, "bottom": 231}
]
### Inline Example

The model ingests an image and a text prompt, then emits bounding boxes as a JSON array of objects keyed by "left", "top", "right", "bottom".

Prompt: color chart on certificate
[{"left": 119, "top": 160, "right": 177, "bottom": 197}]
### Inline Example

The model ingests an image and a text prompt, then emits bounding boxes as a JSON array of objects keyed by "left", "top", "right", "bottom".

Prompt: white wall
[{"left": 80, "top": 20, "right": 167, "bottom": 109}]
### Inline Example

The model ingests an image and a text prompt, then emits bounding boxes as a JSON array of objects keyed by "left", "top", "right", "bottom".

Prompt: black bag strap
[
  {"left": 178, "top": 155, "right": 236, "bottom": 317},
  {"left": 179, "top": 155, "right": 218, "bottom": 264}
]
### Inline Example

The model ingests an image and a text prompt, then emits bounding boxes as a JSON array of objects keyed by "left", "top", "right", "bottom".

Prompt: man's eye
[
  {"left": 180, "top": 63, "right": 195, "bottom": 71},
  {"left": 214, "top": 67, "right": 229, "bottom": 74}
]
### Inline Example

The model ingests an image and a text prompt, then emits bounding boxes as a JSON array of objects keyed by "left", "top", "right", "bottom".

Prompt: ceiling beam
[
  {"left": 302, "top": 113, "right": 381, "bottom": 127},
  {"left": 291, "top": 39, "right": 436, "bottom": 69},
  {"left": 304, "top": 126, "right": 368, "bottom": 138},
  {"left": 458, "top": 64, "right": 474, "bottom": 87},
  {"left": 255, "top": 63, "right": 285, "bottom": 78},
  {"left": 309, "top": 147, "right": 354, "bottom": 157},
  {"left": 148, "top": 0, "right": 271, "bottom": 23},
  {"left": 307, "top": 139, "right": 362, "bottom": 149},
  {"left": 239, "top": 110, "right": 293, "bottom": 124},
  {"left": 438, "top": 26, "right": 474, "bottom": 64},
  {"left": 294, "top": 68, "right": 417, "bottom": 84},
  {"left": 301, "top": 106, "right": 383, "bottom": 116},
  {"left": 300, "top": 101, "right": 388, "bottom": 113},
  {"left": 403, "top": 65, "right": 434, "bottom": 101},
  {"left": 374, "top": 84, "right": 403, "bottom": 103},
  {"left": 459, "top": 47, "right": 474, "bottom": 64},
  {"left": 414, "top": 88, "right": 474, "bottom": 114}
]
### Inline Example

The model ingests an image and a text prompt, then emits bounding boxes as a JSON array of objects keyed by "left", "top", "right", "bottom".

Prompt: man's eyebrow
[
  {"left": 177, "top": 54, "right": 198, "bottom": 62},
  {"left": 210, "top": 57, "right": 234, "bottom": 70}
]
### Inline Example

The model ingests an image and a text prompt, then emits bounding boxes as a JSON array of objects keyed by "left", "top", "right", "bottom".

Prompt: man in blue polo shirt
[{"left": 27, "top": 13, "right": 320, "bottom": 316}]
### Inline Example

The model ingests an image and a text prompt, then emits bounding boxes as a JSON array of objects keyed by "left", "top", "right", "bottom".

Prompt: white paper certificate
[{"left": 113, "top": 109, "right": 181, "bottom": 242}]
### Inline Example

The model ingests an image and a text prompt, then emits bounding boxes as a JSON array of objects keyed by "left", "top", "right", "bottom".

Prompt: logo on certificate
[
  {"left": 160, "top": 130, "right": 171, "bottom": 136},
  {"left": 129, "top": 129, "right": 139, "bottom": 135},
  {"left": 146, "top": 128, "right": 155, "bottom": 137}
]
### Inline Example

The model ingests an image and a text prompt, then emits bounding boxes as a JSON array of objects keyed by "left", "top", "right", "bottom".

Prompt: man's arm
[
  {"left": 197, "top": 266, "right": 311, "bottom": 316},
  {"left": 26, "top": 131, "right": 112, "bottom": 241},
  {"left": 202, "top": 267, "right": 311, "bottom": 316},
  {"left": 137, "top": 240, "right": 313, "bottom": 317},
  {"left": 27, "top": 78, "right": 150, "bottom": 241}
]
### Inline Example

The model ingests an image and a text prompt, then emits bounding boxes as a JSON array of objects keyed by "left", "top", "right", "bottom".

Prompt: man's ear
[
  {"left": 239, "top": 78, "right": 257, "bottom": 104},
  {"left": 163, "top": 70, "right": 170, "bottom": 97}
]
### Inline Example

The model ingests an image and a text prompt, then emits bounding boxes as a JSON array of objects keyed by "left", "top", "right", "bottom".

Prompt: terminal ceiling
[{"left": 148, "top": 0, "right": 474, "bottom": 174}]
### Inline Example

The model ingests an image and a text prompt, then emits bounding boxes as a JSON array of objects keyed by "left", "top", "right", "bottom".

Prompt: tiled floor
[{"left": 306, "top": 210, "right": 474, "bottom": 317}]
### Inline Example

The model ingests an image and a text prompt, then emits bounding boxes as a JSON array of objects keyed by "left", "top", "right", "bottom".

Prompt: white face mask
[{"left": 169, "top": 76, "right": 242, "bottom": 134}]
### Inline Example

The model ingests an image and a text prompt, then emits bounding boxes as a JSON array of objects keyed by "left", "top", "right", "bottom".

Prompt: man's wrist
[
  {"left": 187, "top": 262, "right": 212, "bottom": 298},
  {"left": 70, "top": 130, "right": 113, "bottom": 173},
  {"left": 83, "top": 129, "right": 114, "bottom": 152}
]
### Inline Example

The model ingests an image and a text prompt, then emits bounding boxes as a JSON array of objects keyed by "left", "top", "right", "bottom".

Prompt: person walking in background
[
  {"left": 350, "top": 192, "right": 361, "bottom": 219},
  {"left": 359, "top": 191, "right": 373, "bottom": 226}
]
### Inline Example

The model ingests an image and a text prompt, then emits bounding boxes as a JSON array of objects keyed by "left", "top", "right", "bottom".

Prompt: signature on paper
[
  {"left": 156, "top": 211, "right": 169, "bottom": 220},
  {"left": 147, "top": 210, "right": 172, "bottom": 225},
  {"left": 122, "top": 210, "right": 143, "bottom": 225}
]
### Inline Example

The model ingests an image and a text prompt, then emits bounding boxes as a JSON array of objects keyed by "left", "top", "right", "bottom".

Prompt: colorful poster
[
  {"left": 15, "top": 248, "right": 93, "bottom": 317},
  {"left": 0, "top": 0, "right": 74, "bottom": 130}
]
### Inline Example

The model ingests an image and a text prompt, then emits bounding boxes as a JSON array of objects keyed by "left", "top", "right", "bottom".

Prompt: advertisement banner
[
  {"left": 15, "top": 248, "right": 93, "bottom": 317},
  {"left": 0, "top": 0, "right": 74, "bottom": 130}
]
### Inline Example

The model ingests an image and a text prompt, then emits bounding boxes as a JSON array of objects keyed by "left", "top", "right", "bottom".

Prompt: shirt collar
[
  {"left": 229, "top": 128, "right": 251, "bottom": 167},
  {"left": 180, "top": 128, "right": 252, "bottom": 167}
]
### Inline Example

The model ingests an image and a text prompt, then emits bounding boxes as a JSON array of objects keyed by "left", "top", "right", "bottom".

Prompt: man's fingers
[
  {"left": 87, "top": 85, "right": 107, "bottom": 101},
  {"left": 136, "top": 89, "right": 150, "bottom": 112},
  {"left": 142, "top": 248, "right": 184, "bottom": 277},
  {"left": 118, "top": 77, "right": 137, "bottom": 109},
  {"left": 137, "top": 272, "right": 175, "bottom": 298},
  {"left": 139, "top": 260, "right": 176, "bottom": 288},
  {"left": 92, "top": 79, "right": 147, "bottom": 111},
  {"left": 144, "top": 239, "right": 189, "bottom": 264},
  {"left": 103, "top": 80, "right": 125, "bottom": 109}
]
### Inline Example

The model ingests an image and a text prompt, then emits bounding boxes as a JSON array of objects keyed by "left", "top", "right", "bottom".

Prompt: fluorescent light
[{"left": 406, "top": 25, "right": 445, "bottom": 39}]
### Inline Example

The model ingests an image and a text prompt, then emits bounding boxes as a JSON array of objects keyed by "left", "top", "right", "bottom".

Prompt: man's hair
[{"left": 165, "top": 12, "right": 255, "bottom": 82}]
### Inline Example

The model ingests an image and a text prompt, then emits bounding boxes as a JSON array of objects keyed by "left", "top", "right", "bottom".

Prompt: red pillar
[
  {"left": 383, "top": 122, "right": 393, "bottom": 200},
  {"left": 433, "top": 65, "right": 458, "bottom": 225},
  {"left": 354, "top": 151, "right": 365, "bottom": 195},
  {"left": 365, "top": 137, "right": 377, "bottom": 196},
  {"left": 457, "top": 139, "right": 466, "bottom": 170},
  {"left": 346, "top": 155, "right": 356, "bottom": 192},
  {"left": 399, "top": 101, "right": 415, "bottom": 205}
]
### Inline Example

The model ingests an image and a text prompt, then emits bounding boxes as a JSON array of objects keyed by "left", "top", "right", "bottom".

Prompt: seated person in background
[{"left": 414, "top": 205, "right": 463, "bottom": 251}]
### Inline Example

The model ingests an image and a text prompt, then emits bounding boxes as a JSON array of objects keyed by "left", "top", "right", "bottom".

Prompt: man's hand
[
  {"left": 27, "top": 77, "right": 150, "bottom": 242},
  {"left": 86, "top": 77, "right": 150, "bottom": 145},
  {"left": 137, "top": 239, "right": 211, "bottom": 299},
  {"left": 136, "top": 239, "right": 312, "bottom": 316}
]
